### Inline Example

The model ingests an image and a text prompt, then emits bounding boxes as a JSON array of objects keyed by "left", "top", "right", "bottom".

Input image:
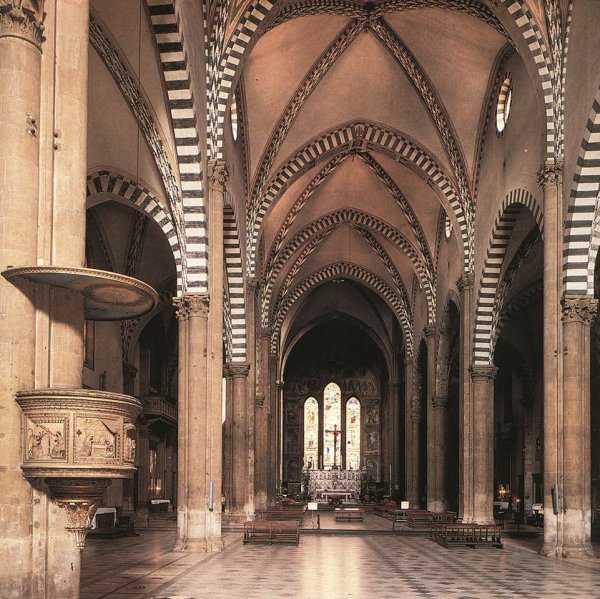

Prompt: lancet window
[{"left": 302, "top": 382, "right": 361, "bottom": 470}]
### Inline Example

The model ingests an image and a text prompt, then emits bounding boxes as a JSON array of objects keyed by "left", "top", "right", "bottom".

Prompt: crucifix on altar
[{"left": 325, "top": 424, "right": 343, "bottom": 469}]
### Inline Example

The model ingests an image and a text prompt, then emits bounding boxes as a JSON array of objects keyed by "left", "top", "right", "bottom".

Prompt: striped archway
[
  {"left": 248, "top": 120, "right": 468, "bottom": 276},
  {"left": 271, "top": 261, "right": 413, "bottom": 356},
  {"left": 564, "top": 83, "right": 600, "bottom": 296},
  {"left": 473, "top": 189, "right": 543, "bottom": 365},
  {"left": 86, "top": 170, "right": 183, "bottom": 292},
  {"left": 261, "top": 207, "right": 433, "bottom": 328}
]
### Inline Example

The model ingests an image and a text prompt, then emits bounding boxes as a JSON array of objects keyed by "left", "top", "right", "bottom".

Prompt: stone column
[
  {"left": 390, "top": 381, "right": 401, "bottom": 495},
  {"left": 275, "top": 379, "right": 285, "bottom": 495},
  {"left": 224, "top": 362, "right": 251, "bottom": 520},
  {"left": 0, "top": 4, "right": 45, "bottom": 595},
  {"left": 410, "top": 398, "right": 422, "bottom": 507},
  {"left": 403, "top": 356, "right": 415, "bottom": 505},
  {"left": 432, "top": 396, "right": 448, "bottom": 512},
  {"left": 174, "top": 294, "right": 221, "bottom": 551},
  {"left": 245, "top": 280, "right": 258, "bottom": 516},
  {"left": 470, "top": 365, "right": 497, "bottom": 524},
  {"left": 173, "top": 299, "right": 188, "bottom": 546},
  {"left": 255, "top": 325, "right": 271, "bottom": 511},
  {"left": 222, "top": 369, "right": 233, "bottom": 515},
  {"left": 425, "top": 325, "right": 436, "bottom": 512},
  {"left": 206, "top": 160, "right": 226, "bottom": 547},
  {"left": 457, "top": 273, "right": 475, "bottom": 522},
  {"left": 538, "top": 162, "right": 564, "bottom": 555},
  {"left": 561, "top": 296, "right": 598, "bottom": 557}
]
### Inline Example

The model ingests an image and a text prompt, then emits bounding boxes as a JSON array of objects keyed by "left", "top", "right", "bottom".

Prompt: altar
[{"left": 307, "top": 469, "right": 361, "bottom": 500}]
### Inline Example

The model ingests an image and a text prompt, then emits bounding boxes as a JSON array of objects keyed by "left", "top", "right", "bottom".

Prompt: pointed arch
[
  {"left": 473, "top": 189, "right": 543, "bottom": 365},
  {"left": 261, "top": 208, "right": 432, "bottom": 329},
  {"left": 271, "top": 261, "right": 413, "bottom": 356},
  {"left": 248, "top": 120, "right": 468, "bottom": 275},
  {"left": 564, "top": 84, "right": 600, "bottom": 296},
  {"left": 86, "top": 170, "right": 182, "bottom": 292}
]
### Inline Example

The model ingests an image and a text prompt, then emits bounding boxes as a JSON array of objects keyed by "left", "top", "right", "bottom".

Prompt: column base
[
  {"left": 562, "top": 544, "right": 594, "bottom": 559},
  {"left": 223, "top": 512, "right": 252, "bottom": 524},
  {"left": 174, "top": 536, "right": 224, "bottom": 553}
]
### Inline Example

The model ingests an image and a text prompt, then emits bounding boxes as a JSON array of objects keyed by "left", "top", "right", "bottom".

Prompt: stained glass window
[
  {"left": 323, "top": 382, "right": 341, "bottom": 468},
  {"left": 346, "top": 397, "right": 361, "bottom": 470},
  {"left": 303, "top": 397, "right": 318, "bottom": 470}
]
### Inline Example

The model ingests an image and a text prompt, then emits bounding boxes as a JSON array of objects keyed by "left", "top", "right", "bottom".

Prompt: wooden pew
[
  {"left": 334, "top": 507, "right": 364, "bottom": 521},
  {"left": 243, "top": 520, "right": 300, "bottom": 545},
  {"left": 257, "top": 508, "right": 306, "bottom": 524},
  {"left": 432, "top": 523, "right": 503, "bottom": 549}
]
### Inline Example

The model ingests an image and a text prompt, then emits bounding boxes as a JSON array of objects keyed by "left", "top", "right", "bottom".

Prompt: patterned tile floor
[{"left": 80, "top": 516, "right": 600, "bottom": 599}]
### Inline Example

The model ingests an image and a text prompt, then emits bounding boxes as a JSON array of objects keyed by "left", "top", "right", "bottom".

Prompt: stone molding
[
  {"left": 537, "top": 160, "right": 563, "bottom": 186},
  {"left": 224, "top": 362, "right": 250, "bottom": 378},
  {"left": 255, "top": 394, "right": 265, "bottom": 407},
  {"left": 276, "top": 380, "right": 285, "bottom": 389},
  {"left": 208, "top": 159, "right": 229, "bottom": 192},
  {"left": 457, "top": 272, "right": 475, "bottom": 292},
  {"left": 561, "top": 295, "right": 598, "bottom": 326},
  {"left": 432, "top": 395, "right": 449, "bottom": 409},
  {"left": 260, "top": 326, "right": 272, "bottom": 339},
  {"left": 0, "top": 0, "right": 44, "bottom": 48},
  {"left": 46, "top": 477, "right": 111, "bottom": 550},
  {"left": 469, "top": 365, "right": 498, "bottom": 381},
  {"left": 403, "top": 355, "right": 413, "bottom": 366},
  {"left": 174, "top": 294, "right": 210, "bottom": 320}
]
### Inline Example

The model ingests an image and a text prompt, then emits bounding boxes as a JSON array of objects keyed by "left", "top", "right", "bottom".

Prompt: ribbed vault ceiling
[{"left": 239, "top": 3, "right": 512, "bottom": 346}]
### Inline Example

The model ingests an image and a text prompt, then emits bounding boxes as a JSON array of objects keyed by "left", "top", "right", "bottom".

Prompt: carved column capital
[
  {"left": 457, "top": 272, "right": 475, "bottom": 293},
  {"left": 208, "top": 159, "right": 229, "bottom": 192},
  {"left": 537, "top": 160, "right": 563, "bottom": 187},
  {"left": 260, "top": 327, "right": 272, "bottom": 339},
  {"left": 403, "top": 354, "right": 413, "bottom": 366},
  {"left": 432, "top": 395, "right": 448, "bottom": 409},
  {"left": 172, "top": 297, "right": 189, "bottom": 322},
  {"left": 424, "top": 324, "right": 436, "bottom": 338},
  {"left": 123, "top": 363, "right": 138, "bottom": 380},
  {"left": 255, "top": 394, "right": 265, "bottom": 407},
  {"left": 0, "top": 0, "right": 45, "bottom": 48},
  {"left": 276, "top": 380, "right": 285, "bottom": 389},
  {"left": 247, "top": 277, "right": 260, "bottom": 293},
  {"left": 561, "top": 295, "right": 598, "bottom": 326},
  {"left": 224, "top": 362, "right": 250, "bottom": 378},
  {"left": 470, "top": 365, "right": 498, "bottom": 381}
]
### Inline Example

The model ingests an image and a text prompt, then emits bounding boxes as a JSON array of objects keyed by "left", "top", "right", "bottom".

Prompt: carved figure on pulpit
[{"left": 366, "top": 405, "right": 379, "bottom": 425}]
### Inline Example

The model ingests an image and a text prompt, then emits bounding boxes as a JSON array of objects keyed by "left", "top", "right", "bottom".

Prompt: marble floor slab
[{"left": 80, "top": 519, "right": 600, "bottom": 598}]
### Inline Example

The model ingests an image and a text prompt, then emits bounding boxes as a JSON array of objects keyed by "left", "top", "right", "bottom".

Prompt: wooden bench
[
  {"left": 334, "top": 507, "right": 364, "bottom": 521},
  {"left": 257, "top": 509, "right": 305, "bottom": 524},
  {"left": 243, "top": 520, "right": 300, "bottom": 545},
  {"left": 432, "top": 523, "right": 502, "bottom": 549}
]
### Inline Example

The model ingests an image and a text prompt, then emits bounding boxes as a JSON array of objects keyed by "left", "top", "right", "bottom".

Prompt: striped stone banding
[
  {"left": 271, "top": 261, "right": 413, "bottom": 355},
  {"left": 224, "top": 206, "right": 247, "bottom": 362},
  {"left": 499, "top": 1, "right": 554, "bottom": 161},
  {"left": 223, "top": 288, "right": 234, "bottom": 363},
  {"left": 86, "top": 170, "right": 182, "bottom": 293},
  {"left": 564, "top": 93, "right": 600, "bottom": 296},
  {"left": 248, "top": 120, "right": 468, "bottom": 277},
  {"left": 147, "top": 0, "right": 207, "bottom": 293},
  {"left": 261, "top": 208, "right": 433, "bottom": 328},
  {"left": 473, "top": 189, "right": 543, "bottom": 365}
]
